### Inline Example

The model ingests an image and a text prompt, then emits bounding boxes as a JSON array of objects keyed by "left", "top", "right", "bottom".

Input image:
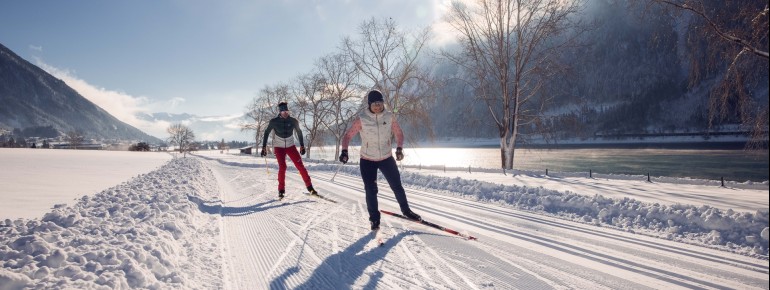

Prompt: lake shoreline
[{"left": 413, "top": 136, "right": 760, "bottom": 150}]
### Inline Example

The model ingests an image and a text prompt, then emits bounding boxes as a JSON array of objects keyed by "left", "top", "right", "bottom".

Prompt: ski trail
[
  {"left": 208, "top": 161, "right": 232, "bottom": 290},
  {"left": 407, "top": 229, "right": 476, "bottom": 290},
  {"left": 181, "top": 154, "right": 770, "bottom": 289},
  {"left": 201, "top": 158, "right": 303, "bottom": 289},
  {"left": 380, "top": 219, "right": 442, "bottom": 289}
]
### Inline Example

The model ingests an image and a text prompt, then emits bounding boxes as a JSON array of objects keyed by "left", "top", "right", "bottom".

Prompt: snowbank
[
  {"left": 305, "top": 163, "right": 770, "bottom": 257},
  {"left": 0, "top": 158, "right": 222, "bottom": 290},
  {"left": 305, "top": 158, "right": 768, "bottom": 190}
]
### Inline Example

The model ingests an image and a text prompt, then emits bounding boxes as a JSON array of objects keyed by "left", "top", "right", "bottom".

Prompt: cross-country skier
[
  {"left": 339, "top": 90, "right": 421, "bottom": 231},
  {"left": 261, "top": 102, "right": 317, "bottom": 199}
]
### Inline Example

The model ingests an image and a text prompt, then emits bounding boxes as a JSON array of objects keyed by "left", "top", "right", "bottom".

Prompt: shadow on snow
[
  {"left": 187, "top": 195, "right": 310, "bottom": 216},
  {"left": 270, "top": 231, "right": 416, "bottom": 290}
]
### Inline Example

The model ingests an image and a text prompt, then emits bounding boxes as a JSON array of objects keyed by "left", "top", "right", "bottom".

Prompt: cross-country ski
[
  {"left": 380, "top": 209, "right": 478, "bottom": 240},
  {"left": 304, "top": 191, "right": 338, "bottom": 203}
]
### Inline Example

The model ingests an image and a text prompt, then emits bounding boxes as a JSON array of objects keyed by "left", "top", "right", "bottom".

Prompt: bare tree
[
  {"left": 64, "top": 129, "right": 85, "bottom": 149},
  {"left": 444, "top": 0, "right": 584, "bottom": 169},
  {"left": 241, "top": 84, "right": 291, "bottom": 148},
  {"left": 640, "top": 0, "right": 768, "bottom": 149},
  {"left": 342, "top": 17, "right": 437, "bottom": 134},
  {"left": 291, "top": 72, "right": 333, "bottom": 158},
  {"left": 167, "top": 123, "right": 195, "bottom": 157},
  {"left": 315, "top": 52, "right": 362, "bottom": 157}
]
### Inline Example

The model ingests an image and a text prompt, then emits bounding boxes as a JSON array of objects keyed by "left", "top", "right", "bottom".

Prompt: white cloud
[
  {"left": 29, "top": 45, "right": 42, "bottom": 52},
  {"left": 199, "top": 113, "right": 244, "bottom": 122},
  {"left": 34, "top": 58, "right": 170, "bottom": 139},
  {"left": 168, "top": 97, "right": 186, "bottom": 109}
]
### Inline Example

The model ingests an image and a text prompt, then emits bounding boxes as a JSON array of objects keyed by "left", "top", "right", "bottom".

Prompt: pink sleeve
[
  {"left": 392, "top": 116, "right": 404, "bottom": 147},
  {"left": 341, "top": 118, "right": 362, "bottom": 149}
]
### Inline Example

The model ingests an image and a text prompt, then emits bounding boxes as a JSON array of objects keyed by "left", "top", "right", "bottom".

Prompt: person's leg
[
  {"left": 359, "top": 158, "right": 380, "bottom": 224},
  {"left": 286, "top": 146, "right": 312, "bottom": 188},
  {"left": 274, "top": 147, "right": 288, "bottom": 192},
  {"left": 379, "top": 156, "right": 415, "bottom": 216}
]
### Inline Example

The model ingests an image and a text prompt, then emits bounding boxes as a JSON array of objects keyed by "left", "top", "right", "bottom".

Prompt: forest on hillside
[{"left": 426, "top": 0, "right": 768, "bottom": 142}]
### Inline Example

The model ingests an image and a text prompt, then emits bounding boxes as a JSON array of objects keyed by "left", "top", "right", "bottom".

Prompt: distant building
[
  {"left": 239, "top": 146, "right": 253, "bottom": 155},
  {"left": 51, "top": 142, "right": 105, "bottom": 150}
]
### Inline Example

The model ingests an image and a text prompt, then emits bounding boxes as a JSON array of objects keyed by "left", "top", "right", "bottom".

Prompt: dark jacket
[{"left": 262, "top": 115, "right": 304, "bottom": 148}]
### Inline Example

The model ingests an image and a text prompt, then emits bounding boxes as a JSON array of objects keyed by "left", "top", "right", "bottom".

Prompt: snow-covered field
[
  {"left": 0, "top": 149, "right": 172, "bottom": 220},
  {"left": 1, "top": 148, "right": 768, "bottom": 289}
]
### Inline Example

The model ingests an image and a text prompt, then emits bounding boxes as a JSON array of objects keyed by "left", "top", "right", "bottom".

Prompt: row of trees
[
  {"left": 643, "top": 0, "right": 768, "bottom": 150},
  {"left": 241, "top": 3, "right": 589, "bottom": 168},
  {"left": 241, "top": 0, "right": 767, "bottom": 169},
  {"left": 241, "top": 18, "right": 438, "bottom": 160}
]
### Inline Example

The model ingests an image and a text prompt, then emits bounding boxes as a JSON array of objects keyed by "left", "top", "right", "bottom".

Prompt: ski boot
[
  {"left": 307, "top": 185, "right": 319, "bottom": 196},
  {"left": 370, "top": 220, "right": 380, "bottom": 231},
  {"left": 403, "top": 211, "right": 422, "bottom": 221},
  {"left": 278, "top": 189, "right": 285, "bottom": 200}
]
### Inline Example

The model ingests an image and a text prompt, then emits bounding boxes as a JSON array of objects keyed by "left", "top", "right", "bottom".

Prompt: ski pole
[
  {"left": 330, "top": 161, "right": 344, "bottom": 182},
  {"left": 263, "top": 156, "right": 269, "bottom": 175}
]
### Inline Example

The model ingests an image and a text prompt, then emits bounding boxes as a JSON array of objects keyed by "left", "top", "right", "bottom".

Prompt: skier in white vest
[{"left": 339, "top": 90, "right": 421, "bottom": 231}]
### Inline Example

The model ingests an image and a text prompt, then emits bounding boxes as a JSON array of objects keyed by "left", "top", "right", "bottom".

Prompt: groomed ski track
[{"left": 194, "top": 154, "right": 768, "bottom": 289}]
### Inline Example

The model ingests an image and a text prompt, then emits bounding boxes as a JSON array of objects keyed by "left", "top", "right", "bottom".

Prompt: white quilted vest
[{"left": 358, "top": 109, "right": 394, "bottom": 160}]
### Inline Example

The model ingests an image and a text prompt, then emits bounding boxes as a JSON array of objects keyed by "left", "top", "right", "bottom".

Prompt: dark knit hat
[
  {"left": 277, "top": 102, "right": 289, "bottom": 112},
  {"left": 367, "top": 90, "right": 384, "bottom": 105}
]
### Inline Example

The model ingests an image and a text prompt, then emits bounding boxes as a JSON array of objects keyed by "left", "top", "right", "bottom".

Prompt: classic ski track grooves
[
  {"left": 192, "top": 156, "right": 767, "bottom": 289},
  {"left": 385, "top": 220, "right": 436, "bottom": 288},
  {"left": 399, "top": 224, "right": 472, "bottom": 290},
  {"left": 314, "top": 171, "right": 767, "bottom": 289}
]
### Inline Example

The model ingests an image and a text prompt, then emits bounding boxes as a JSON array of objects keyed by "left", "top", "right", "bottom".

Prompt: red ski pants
[{"left": 274, "top": 146, "right": 312, "bottom": 191}]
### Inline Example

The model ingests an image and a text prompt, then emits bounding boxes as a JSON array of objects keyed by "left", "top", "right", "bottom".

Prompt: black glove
[
  {"left": 395, "top": 147, "right": 404, "bottom": 161},
  {"left": 260, "top": 146, "right": 267, "bottom": 157},
  {"left": 300, "top": 146, "right": 306, "bottom": 155},
  {"left": 339, "top": 149, "right": 348, "bottom": 164}
]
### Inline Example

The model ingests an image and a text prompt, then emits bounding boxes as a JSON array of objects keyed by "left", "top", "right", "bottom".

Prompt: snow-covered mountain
[{"left": 0, "top": 43, "right": 160, "bottom": 143}]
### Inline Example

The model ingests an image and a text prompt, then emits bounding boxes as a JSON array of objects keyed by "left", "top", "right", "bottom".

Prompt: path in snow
[
  {"left": 198, "top": 156, "right": 556, "bottom": 289},
  {"left": 192, "top": 154, "right": 769, "bottom": 289}
]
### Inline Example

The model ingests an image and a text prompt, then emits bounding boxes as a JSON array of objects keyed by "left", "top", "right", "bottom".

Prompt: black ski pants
[{"left": 359, "top": 156, "right": 412, "bottom": 223}]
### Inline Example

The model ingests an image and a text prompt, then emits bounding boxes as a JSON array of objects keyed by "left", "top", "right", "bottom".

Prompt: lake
[{"left": 304, "top": 147, "right": 769, "bottom": 182}]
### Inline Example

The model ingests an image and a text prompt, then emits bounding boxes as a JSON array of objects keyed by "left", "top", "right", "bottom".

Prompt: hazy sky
[{"left": 1, "top": 0, "right": 451, "bottom": 140}]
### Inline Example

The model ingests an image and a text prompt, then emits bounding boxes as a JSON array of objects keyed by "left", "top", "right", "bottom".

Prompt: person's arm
[
  {"left": 261, "top": 120, "right": 274, "bottom": 148},
  {"left": 341, "top": 118, "right": 362, "bottom": 150},
  {"left": 292, "top": 118, "right": 304, "bottom": 147},
  {"left": 392, "top": 115, "right": 404, "bottom": 148}
]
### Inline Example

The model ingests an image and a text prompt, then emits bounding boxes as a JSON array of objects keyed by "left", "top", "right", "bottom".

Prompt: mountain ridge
[{"left": 0, "top": 43, "right": 161, "bottom": 143}]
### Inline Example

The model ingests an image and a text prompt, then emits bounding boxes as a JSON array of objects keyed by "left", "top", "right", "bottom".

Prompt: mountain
[{"left": 0, "top": 43, "right": 160, "bottom": 143}]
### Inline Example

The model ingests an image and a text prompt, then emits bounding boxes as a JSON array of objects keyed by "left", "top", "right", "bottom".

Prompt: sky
[
  {"left": 0, "top": 0, "right": 451, "bottom": 140},
  {"left": 0, "top": 149, "right": 767, "bottom": 288}
]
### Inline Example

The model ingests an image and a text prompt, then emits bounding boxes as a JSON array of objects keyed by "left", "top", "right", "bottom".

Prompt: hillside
[
  {"left": 426, "top": 0, "right": 768, "bottom": 141},
  {"left": 0, "top": 43, "right": 160, "bottom": 142}
]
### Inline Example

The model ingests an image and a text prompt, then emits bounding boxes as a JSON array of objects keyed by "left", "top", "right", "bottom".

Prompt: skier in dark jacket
[
  {"left": 339, "top": 90, "right": 421, "bottom": 231},
  {"left": 261, "top": 102, "right": 317, "bottom": 199}
]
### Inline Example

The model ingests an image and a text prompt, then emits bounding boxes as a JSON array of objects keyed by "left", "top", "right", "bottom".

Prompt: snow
[
  {"left": 0, "top": 149, "right": 172, "bottom": 220},
  {"left": 1, "top": 148, "right": 768, "bottom": 289}
]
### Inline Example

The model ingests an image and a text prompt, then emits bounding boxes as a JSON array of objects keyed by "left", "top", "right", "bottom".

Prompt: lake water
[{"left": 304, "top": 147, "right": 769, "bottom": 182}]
